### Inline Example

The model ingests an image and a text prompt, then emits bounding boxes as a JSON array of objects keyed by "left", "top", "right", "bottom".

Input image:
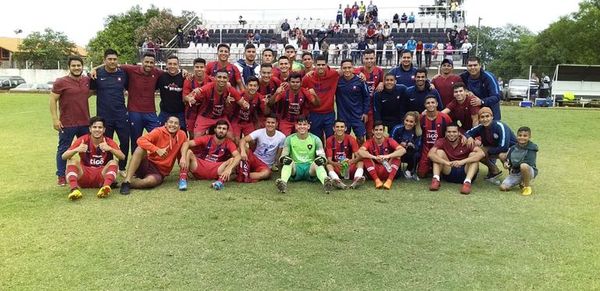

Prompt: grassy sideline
[{"left": 1, "top": 93, "right": 599, "bottom": 289}]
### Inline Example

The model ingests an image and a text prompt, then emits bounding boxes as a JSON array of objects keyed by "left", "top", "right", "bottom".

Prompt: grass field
[{"left": 1, "top": 93, "right": 600, "bottom": 290}]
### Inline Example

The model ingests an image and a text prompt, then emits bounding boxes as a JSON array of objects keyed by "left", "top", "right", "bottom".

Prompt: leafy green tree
[
  {"left": 13, "top": 28, "right": 78, "bottom": 69},
  {"left": 87, "top": 6, "right": 197, "bottom": 65}
]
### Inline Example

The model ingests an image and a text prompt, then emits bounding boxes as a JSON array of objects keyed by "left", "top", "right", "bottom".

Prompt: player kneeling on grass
[
  {"left": 63, "top": 116, "right": 125, "bottom": 200},
  {"left": 325, "top": 119, "right": 365, "bottom": 189},
  {"left": 275, "top": 116, "right": 334, "bottom": 194},
  {"left": 120, "top": 116, "right": 188, "bottom": 195},
  {"left": 358, "top": 121, "right": 406, "bottom": 190},
  {"left": 428, "top": 122, "right": 485, "bottom": 194},
  {"left": 465, "top": 107, "right": 516, "bottom": 185},
  {"left": 238, "top": 114, "right": 286, "bottom": 183},
  {"left": 499, "top": 126, "right": 538, "bottom": 196},
  {"left": 178, "top": 120, "right": 241, "bottom": 191}
]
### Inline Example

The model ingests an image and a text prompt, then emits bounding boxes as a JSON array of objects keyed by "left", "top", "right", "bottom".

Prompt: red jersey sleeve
[
  {"left": 225, "top": 139, "right": 238, "bottom": 154},
  {"left": 325, "top": 136, "right": 335, "bottom": 158},
  {"left": 301, "top": 87, "right": 316, "bottom": 103},
  {"left": 183, "top": 79, "right": 193, "bottom": 97},
  {"left": 433, "top": 138, "right": 445, "bottom": 149},
  {"left": 192, "top": 135, "right": 210, "bottom": 148},
  {"left": 51, "top": 77, "right": 66, "bottom": 95},
  {"left": 387, "top": 137, "right": 401, "bottom": 150},
  {"left": 446, "top": 100, "right": 457, "bottom": 112},
  {"left": 231, "top": 65, "right": 242, "bottom": 83}
]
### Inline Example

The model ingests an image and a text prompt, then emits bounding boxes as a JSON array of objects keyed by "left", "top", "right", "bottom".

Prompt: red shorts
[
  {"left": 369, "top": 164, "right": 394, "bottom": 181},
  {"left": 230, "top": 121, "right": 255, "bottom": 138},
  {"left": 185, "top": 105, "right": 200, "bottom": 134},
  {"left": 417, "top": 148, "right": 432, "bottom": 178},
  {"left": 247, "top": 150, "right": 270, "bottom": 173},
  {"left": 194, "top": 115, "right": 230, "bottom": 136},
  {"left": 191, "top": 158, "right": 223, "bottom": 180},
  {"left": 278, "top": 120, "right": 295, "bottom": 136},
  {"left": 78, "top": 165, "right": 104, "bottom": 188},
  {"left": 135, "top": 157, "right": 164, "bottom": 183},
  {"left": 365, "top": 111, "right": 374, "bottom": 138}
]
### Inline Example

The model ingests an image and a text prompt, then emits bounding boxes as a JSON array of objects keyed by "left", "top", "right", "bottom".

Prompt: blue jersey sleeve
[{"left": 487, "top": 122, "right": 511, "bottom": 155}]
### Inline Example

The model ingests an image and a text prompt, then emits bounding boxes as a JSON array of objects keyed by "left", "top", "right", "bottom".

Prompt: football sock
[
  {"left": 329, "top": 170, "right": 340, "bottom": 180},
  {"left": 179, "top": 167, "right": 188, "bottom": 180},
  {"left": 354, "top": 168, "right": 364, "bottom": 179},
  {"left": 66, "top": 165, "right": 79, "bottom": 190},
  {"left": 464, "top": 178, "right": 471, "bottom": 184},
  {"left": 281, "top": 164, "right": 292, "bottom": 183},
  {"left": 103, "top": 164, "right": 118, "bottom": 187},
  {"left": 316, "top": 166, "right": 327, "bottom": 184},
  {"left": 433, "top": 175, "right": 440, "bottom": 181}
]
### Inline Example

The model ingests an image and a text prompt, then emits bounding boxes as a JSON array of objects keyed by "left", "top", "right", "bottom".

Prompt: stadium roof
[{"left": 0, "top": 37, "right": 87, "bottom": 56}]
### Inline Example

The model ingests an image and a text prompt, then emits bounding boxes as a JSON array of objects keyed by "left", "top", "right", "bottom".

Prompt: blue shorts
[
  {"left": 442, "top": 166, "right": 477, "bottom": 184},
  {"left": 309, "top": 112, "right": 335, "bottom": 140}
]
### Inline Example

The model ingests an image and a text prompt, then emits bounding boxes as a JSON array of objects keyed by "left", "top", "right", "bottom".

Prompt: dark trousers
[
  {"left": 105, "top": 119, "right": 130, "bottom": 171},
  {"left": 129, "top": 111, "right": 160, "bottom": 153},
  {"left": 56, "top": 126, "right": 89, "bottom": 177}
]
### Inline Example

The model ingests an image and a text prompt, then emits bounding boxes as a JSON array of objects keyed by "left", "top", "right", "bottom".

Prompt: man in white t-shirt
[
  {"left": 460, "top": 39, "right": 473, "bottom": 66},
  {"left": 237, "top": 114, "right": 286, "bottom": 182}
]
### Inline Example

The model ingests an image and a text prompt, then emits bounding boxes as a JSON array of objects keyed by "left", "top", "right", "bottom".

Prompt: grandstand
[{"left": 152, "top": 1, "right": 468, "bottom": 70}]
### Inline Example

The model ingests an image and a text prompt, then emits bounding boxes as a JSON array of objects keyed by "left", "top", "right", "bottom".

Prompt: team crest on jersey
[
  {"left": 307, "top": 144, "right": 313, "bottom": 150},
  {"left": 493, "top": 133, "right": 499, "bottom": 139}
]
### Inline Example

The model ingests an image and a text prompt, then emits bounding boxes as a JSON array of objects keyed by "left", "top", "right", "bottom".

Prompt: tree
[
  {"left": 87, "top": 6, "right": 197, "bottom": 65},
  {"left": 13, "top": 28, "right": 78, "bottom": 69}
]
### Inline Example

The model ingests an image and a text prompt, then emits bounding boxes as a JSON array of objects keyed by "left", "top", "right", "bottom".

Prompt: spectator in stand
[
  {"left": 375, "top": 35, "right": 385, "bottom": 66},
  {"left": 415, "top": 40, "right": 424, "bottom": 68},
  {"left": 458, "top": 27, "right": 469, "bottom": 45},
  {"left": 187, "top": 29, "right": 195, "bottom": 47},
  {"left": 359, "top": 1, "right": 366, "bottom": 17},
  {"left": 341, "top": 42, "right": 349, "bottom": 60},
  {"left": 431, "top": 58, "right": 462, "bottom": 107},
  {"left": 333, "top": 22, "right": 342, "bottom": 35},
  {"left": 280, "top": 19, "right": 291, "bottom": 41},
  {"left": 365, "top": 24, "right": 378, "bottom": 40},
  {"left": 444, "top": 42, "right": 454, "bottom": 57},
  {"left": 459, "top": 56, "right": 502, "bottom": 120},
  {"left": 540, "top": 73, "right": 551, "bottom": 98},
  {"left": 351, "top": 41, "right": 359, "bottom": 64},
  {"left": 155, "top": 38, "right": 163, "bottom": 62},
  {"left": 254, "top": 31, "right": 262, "bottom": 45},
  {"left": 395, "top": 41, "right": 404, "bottom": 66},
  {"left": 405, "top": 36, "right": 417, "bottom": 57},
  {"left": 384, "top": 38, "right": 395, "bottom": 67},
  {"left": 239, "top": 15, "right": 247, "bottom": 26},
  {"left": 352, "top": 2, "right": 359, "bottom": 20},
  {"left": 176, "top": 25, "right": 184, "bottom": 48},
  {"left": 393, "top": 13, "right": 400, "bottom": 28},
  {"left": 367, "top": 39, "right": 376, "bottom": 52},
  {"left": 357, "top": 38, "right": 368, "bottom": 63},
  {"left": 332, "top": 46, "right": 341, "bottom": 65},
  {"left": 530, "top": 73, "right": 540, "bottom": 97},
  {"left": 460, "top": 39, "right": 472, "bottom": 66},
  {"left": 344, "top": 4, "right": 354, "bottom": 25},
  {"left": 389, "top": 49, "right": 417, "bottom": 87},
  {"left": 141, "top": 37, "right": 149, "bottom": 53},
  {"left": 436, "top": 41, "right": 445, "bottom": 62},
  {"left": 382, "top": 22, "right": 392, "bottom": 39},
  {"left": 408, "top": 12, "right": 416, "bottom": 29},
  {"left": 450, "top": 0, "right": 460, "bottom": 23},
  {"left": 400, "top": 13, "right": 408, "bottom": 29},
  {"left": 447, "top": 25, "right": 459, "bottom": 48},
  {"left": 336, "top": 4, "right": 344, "bottom": 24},
  {"left": 321, "top": 41, "right": 330, "bottom": 62},
  {"left": 146, "top": 37, "right": 156, "bottom": 56},
  {"left": 422, "top": 41, "right": 433, "bottom": 67}
]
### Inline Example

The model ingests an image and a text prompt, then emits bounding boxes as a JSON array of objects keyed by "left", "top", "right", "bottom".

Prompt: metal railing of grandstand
[
  {"left": 140, "top": 47, "right": 468, "bottom": 70},
  {"left": 165, "top": 15, "right": 202, "bottom": 49}
]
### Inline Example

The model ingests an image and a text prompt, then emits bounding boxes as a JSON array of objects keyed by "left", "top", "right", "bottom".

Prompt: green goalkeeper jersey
[{"left": 283, "top": 133, "right": 325, "bottom": 164}]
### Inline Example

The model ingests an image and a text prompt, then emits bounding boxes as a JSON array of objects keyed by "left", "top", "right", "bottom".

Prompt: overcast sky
[{"left": 1, "top": 0, "right": 582, "bottom": 46}]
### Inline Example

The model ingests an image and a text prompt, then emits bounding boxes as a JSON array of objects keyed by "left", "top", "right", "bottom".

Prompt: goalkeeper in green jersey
[{"left": 275, "top": 116, "right": 334, "bottom": 194}]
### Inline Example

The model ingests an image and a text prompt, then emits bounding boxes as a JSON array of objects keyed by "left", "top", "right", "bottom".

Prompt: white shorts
[{"left": 501, "top": 166, "right": 536, "bottom": 189}]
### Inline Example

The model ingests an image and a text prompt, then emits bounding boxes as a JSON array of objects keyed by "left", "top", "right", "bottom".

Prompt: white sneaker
[{"left": 403, "top": 170, "right": 413, "bottom": 179}]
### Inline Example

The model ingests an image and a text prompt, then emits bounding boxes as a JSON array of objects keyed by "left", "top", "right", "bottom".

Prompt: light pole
[{"left": 475, "top": 17, "right": 482, "bottom": 57}]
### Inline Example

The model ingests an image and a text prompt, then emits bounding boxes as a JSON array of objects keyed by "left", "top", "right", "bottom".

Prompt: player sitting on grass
[
  {"left": 325, "top": 119, "right": 365, "bottom": 189},
  {"left": 465, "top": 107, "right": 516, "bottom": 185},
  {"left": 178, "top": 120, "right": 241, "bottom": 191},
  {"left": 120, "top": 116, "right": 188, "bottom": 195},
  {"left": 63, "top": 116, "right": 125, "bottom": 200},
  {"left": 238, "top": 114, "right": 286, "bottom": 183},
  {"left": 499, "top": 126, "right": 538, "bottom": 196},
  {"left": 428, "top": 122, "right": 485, "bottom": 194},
  {"left": 275, "top": 116, "right": 334, "bottom": 194},
  {"left": 358, "top": 121, "right": 406, "bottom": 190}
]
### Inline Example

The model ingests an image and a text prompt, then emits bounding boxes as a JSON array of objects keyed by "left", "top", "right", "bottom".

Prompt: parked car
[
  {"left": 9, "top": 83, "right": 52, "bottom": 92},
  {"left": 503, "top": 78, "right": 529, "bottom": 100},
  {"left": 0, "top": 76, "right": 26, "bottom": 89}
]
